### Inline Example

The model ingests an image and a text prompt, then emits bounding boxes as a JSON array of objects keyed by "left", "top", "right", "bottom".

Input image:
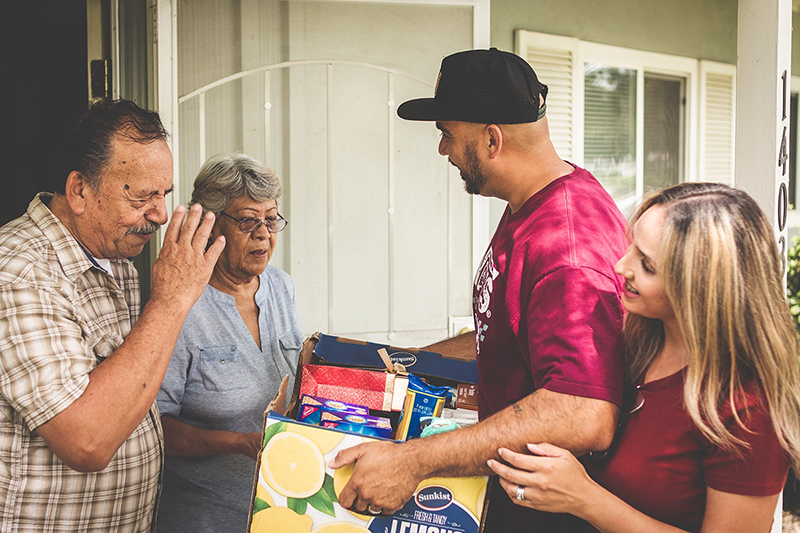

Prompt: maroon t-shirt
[
  {"left": 474, "top": 166, "right": 628, "bottom": 531},
  {"left": 585, "top": 370, "right": 790, "bottom": 532}
]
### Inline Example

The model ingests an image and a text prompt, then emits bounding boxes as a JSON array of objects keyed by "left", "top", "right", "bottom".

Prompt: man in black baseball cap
[
  {"left": 331, "top": 48, "right": 628, "bottom": 533},
  {"left": 397, "top": 47, "right": 548, "bottom": 124}
]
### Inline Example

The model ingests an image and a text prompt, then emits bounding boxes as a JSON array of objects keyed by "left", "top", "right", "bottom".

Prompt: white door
[{"left": 155, "top": 0, "right": 489, "bottom": 346}]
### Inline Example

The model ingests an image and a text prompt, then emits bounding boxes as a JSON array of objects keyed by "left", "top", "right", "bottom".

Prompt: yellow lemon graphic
[
  {"left": 250, "top": 506, "right": 313, "bottom": 533},
  {"left": 262, "top": 432, "right": 326, "bottom": 499},
  {"left": 255, "top": 481, "right": 274, "bottom": 508},
  {"left": 332, "top": 461, "right": 353, "bottom": 497},
  {"left": 288, "top": 424, "right": 345, "bottom": 454},
  {"left": 311, "top": 522, "right": 371, "bottom": 533},
  {"left": 476, "top": 483, "right": 486, "bottom": 517},
  {"left": 332, "top": 463, "right": 370, "bottom": 521},
  {"left": 416, "top": 476, "right": 487, "bottom": 519}
]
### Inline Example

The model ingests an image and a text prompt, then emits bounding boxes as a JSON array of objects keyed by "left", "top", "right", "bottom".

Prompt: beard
[{"left": 454, "top": 141, "right": 488, "bottom": 195}]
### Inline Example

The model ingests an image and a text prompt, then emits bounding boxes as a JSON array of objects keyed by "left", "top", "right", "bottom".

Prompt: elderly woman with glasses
[
  {"left": 156, "top": 153, "right": 303, "bottom": 533},
  {"left": 487, "top": 182, "right": 800, "bottom": 533}
]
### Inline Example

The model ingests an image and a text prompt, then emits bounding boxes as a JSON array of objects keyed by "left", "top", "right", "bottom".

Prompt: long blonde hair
[{"left": 624, "top": 182, "right": 800, "bottom": 472}]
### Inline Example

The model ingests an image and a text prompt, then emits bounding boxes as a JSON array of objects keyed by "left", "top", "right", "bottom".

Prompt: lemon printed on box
[
  {"left": 252, "top": 481, "right": 275, "bottom": 514},
  {"left": 250, "top": 506, "right": 313, "bottom": 533},
  {"left": 262, "top": 432, "right": 326, "bottom": 499},
  {"left": 311, "top": 522, "right": 371, "bottom": 533},
  {"left": 288, "top": 423, "right": 345, "bottom": 454},
  {"left": 332, "top": 463, "right": 370, "bottom": 521}
]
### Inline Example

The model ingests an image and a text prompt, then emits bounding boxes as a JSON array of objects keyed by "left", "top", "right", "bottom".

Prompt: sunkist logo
[
  {"left": 390, "top": 351, "right": 417, "bottom": 368},
  {"left": 415, "top": 485, "right": 453, "bottom": 511}
]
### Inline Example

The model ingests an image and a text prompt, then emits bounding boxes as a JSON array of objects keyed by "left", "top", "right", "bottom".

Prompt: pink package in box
[{"left": 298, "top": 364, "right": 395, "bottom": 411}]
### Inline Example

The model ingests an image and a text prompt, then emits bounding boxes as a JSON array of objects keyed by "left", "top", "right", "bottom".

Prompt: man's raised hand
[{"left": 149, "top": 204, "right": 225, "bottom": 309}]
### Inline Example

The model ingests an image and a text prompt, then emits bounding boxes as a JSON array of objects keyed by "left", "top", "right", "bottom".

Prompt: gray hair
[{"left": 190, "top": 153, "right": 282, "bottom": 213}]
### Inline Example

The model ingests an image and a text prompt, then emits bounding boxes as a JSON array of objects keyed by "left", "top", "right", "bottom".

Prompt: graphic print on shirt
[{"left": 473, "top": 247, "right": 499, "bottom": 355}]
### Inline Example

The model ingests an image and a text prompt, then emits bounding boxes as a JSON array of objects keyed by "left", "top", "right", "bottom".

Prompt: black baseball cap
[{"left": 397, "top": 48, "right": 548, "bottom": 124}]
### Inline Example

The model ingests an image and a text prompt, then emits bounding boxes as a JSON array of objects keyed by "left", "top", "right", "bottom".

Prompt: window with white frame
[{"left": 516, "top": 30, "right": 736, "bottom": 216}]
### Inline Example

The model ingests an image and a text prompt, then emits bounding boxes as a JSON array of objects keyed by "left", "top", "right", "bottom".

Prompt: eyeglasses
[{"left": 219, "top": 211, "right": 288, "bottom": 234}]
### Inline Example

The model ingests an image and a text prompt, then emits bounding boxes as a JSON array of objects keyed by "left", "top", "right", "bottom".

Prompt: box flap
[
  {"left": 265, "top": 374, "right": 290, "bottom": 415},
  {"left": 314, "top": 333, "right": 479, "bottom": 385}
]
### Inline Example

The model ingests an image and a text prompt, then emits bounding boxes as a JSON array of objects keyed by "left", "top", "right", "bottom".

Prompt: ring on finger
[
  {"left": 515, "top": 485, "right": 525, "bottom": 501},
  {"left": 366, "top": 503, "right": 382, "bottom": 515}
]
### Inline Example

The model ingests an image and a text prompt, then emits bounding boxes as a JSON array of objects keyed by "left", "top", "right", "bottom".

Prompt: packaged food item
[
  {"left": 418, "top": 416, "right": 460, "bottom": 437},
  {"left": 319, "top": 410, "right": 393, "bottom": 439},
  {"left": 298, "top": 364, "right": 396, "bottom": 411},
  {"left": 456, "top": 383, "right": 479, "bottom": 411},
  {"left": 395, "top": 373, "right": 450, "bottom": 441},
  {"left": 441, "top": 407, "right": 480, "bottom": 428},
  {"left": 297, "top": 394, "right": 369, "bottom": 425}
]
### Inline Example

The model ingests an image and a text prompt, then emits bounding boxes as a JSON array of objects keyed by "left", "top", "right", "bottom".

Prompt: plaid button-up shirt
[{"left": 0, "top": 193, "right": 163, "bottom": 532}]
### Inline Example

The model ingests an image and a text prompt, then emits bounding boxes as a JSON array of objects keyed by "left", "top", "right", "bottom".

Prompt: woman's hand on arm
[
  {"left": 488, "top": 443, "right": 692, "bottom": 533},
  {"left": 489, "top": 443, "right": 781, "bottom": 533},
  {"left": 161, "top": 415, "right": 262, "bottom": 461},
  {"left": 487, "top": 443, "right": 602, "bottom": 518}
]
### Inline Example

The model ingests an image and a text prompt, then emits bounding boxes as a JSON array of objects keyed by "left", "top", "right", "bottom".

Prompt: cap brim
[{"left": 397, "top": 98, "right": 442, "bottom": 121}]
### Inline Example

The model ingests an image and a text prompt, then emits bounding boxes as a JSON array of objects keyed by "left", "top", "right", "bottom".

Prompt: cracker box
[
  {"left": 298, "top": 395, "right": 370, "bottom": 426},
  {"left": 248, "top": 333, "right": 488, "bottom": 533}
]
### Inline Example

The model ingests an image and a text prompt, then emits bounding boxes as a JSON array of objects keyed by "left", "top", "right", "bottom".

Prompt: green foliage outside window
[
  {"left": 788, "top": 237, "right": 800, "bottom": 333},
  {"left": 785, "top": 238, "right": 800, "bottom": 515}
]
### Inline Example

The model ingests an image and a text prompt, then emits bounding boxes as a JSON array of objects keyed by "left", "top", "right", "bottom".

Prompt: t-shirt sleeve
[
  {"left": 525, "top": 266, "right": 624, "bottom": 407},
  {"left": 0, "top": 283, "right": 92, "bottom": 430},
  {"left": 703, "top": 397, "right": 790, "bottom": 496}
]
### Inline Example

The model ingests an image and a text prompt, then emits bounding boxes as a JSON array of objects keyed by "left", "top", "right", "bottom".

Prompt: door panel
[{"left": 174, "top": 0, "right": 477, "bottom": 345}]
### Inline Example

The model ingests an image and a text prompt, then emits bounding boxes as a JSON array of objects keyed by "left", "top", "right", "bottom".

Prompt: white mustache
[{"left": 127, "top": 222, "right": 160, "bottom": 236}]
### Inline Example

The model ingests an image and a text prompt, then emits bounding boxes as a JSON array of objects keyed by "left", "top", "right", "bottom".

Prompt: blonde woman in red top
[{"left": 489, "top": 182, "right": 800, "bottom": 532}]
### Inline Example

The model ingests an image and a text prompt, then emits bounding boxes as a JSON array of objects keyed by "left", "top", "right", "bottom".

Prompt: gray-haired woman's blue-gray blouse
[{"left": 156, "top": 265, "right": 303, "bottom": 533}]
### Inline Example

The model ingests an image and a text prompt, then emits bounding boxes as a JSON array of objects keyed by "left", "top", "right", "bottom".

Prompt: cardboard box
[
  {"left": 248, "top": 333, "right": 488, "bottom": 533},
  {"left": 310, "top": 333, "right": 479, "bottom": 385},
  {"left": 291, "top": 333, "right": 478, "bottom": 420}
]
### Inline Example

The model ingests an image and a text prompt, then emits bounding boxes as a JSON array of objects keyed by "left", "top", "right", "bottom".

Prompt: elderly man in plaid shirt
[{"left": 0, "top": 99, "right": 225, "bottom": 532}]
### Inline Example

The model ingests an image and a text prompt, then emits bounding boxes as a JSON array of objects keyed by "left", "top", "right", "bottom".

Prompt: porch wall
[{"left": 490, "top": 0, "right": 799, "bottom": 76}]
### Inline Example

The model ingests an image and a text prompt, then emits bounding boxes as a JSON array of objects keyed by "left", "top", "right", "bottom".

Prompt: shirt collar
[{"left": 28, "top": 192, "right": 111, "bottom": 280}]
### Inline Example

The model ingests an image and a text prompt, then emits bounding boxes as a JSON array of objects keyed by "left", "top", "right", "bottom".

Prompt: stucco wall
[
  {"left": 491, "top": 0, "right": 797, "bottom": 75},
  {"left": 794, "top": 10, "right": 799, "bottom": 76}
]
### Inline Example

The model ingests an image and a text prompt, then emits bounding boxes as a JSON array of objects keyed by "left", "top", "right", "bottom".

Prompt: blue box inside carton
[{"left": 311, "top": 333, "right": 479, "bottom": 386}]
